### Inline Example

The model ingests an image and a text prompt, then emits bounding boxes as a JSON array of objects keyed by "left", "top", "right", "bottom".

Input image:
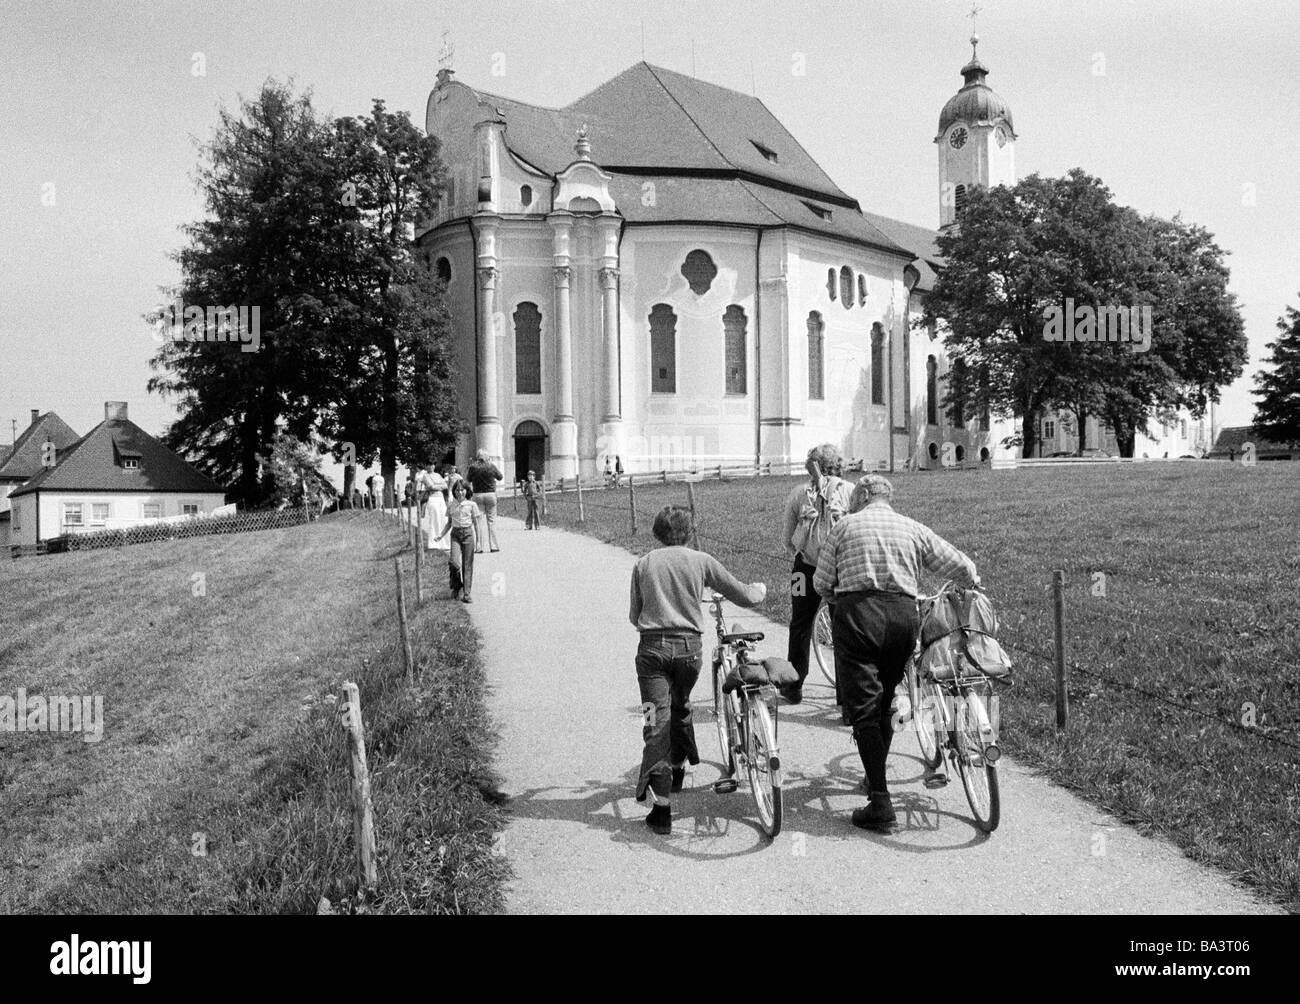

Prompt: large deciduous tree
[{"left": 1252, "top": 300, "right": 1300, "bottom": 446}]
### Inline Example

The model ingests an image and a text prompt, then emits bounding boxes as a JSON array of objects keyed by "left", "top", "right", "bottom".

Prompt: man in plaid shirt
[{"left": 814, "top": 474, "right": 980, "bottom": 832}]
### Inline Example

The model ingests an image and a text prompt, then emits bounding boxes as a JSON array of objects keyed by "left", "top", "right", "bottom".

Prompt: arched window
[
  {"left": 858, "top": 274, "right": 868, "bottom": 306},
  {"left": 954, "top": 184, "right": 968, "bottom": 214},
  {"left": 870, "top": 323, "right": 885, "bottom": 405},
  {"left": 723, "top": 305, "right": 747, "bottom": 395},
  {"left": 435, "top": 256, "right": 452, "bottom": 283},
  {"left": 928, "top": 441, "right": 939, "bottom": 461},
  {"left": 807, "top": 311, "right": 825, "bottom": 400},
  {"left": 519, "top": 184, "right": 533, "bottom": 207},
  {"left": 926, "top": 355, "right": 938, "bottom": 426},
  {"left": 650, "top": 304, "right": 676, "bottom": 393},
  {"left": 826, "top": 268, "right": 837, "bottom": 301},
  {"left": 840, "top": 266, "right": 853, "bottom": 309},
  {"left": 681, "top": 250, "right": 717, "bottom": 295},
  {"left": 955, "top": 444, "right": 966, "bottom": 462},
  {"left": 979, "top": 446, "right": 990, "bottom": 462},
  {"left": 514, "top": 302, "right": 542, "bottom": 394},
  {"left": 951, "top": 358, "right": 967, "bottom": 429}
]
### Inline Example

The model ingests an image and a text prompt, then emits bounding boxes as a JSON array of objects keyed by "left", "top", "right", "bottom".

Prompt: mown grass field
[
  {"left": 537, "top": 461, "right": 1300, "bottom": 911},
  {"left": 0, "top": 511, "right": 506, "bottom": 914}
]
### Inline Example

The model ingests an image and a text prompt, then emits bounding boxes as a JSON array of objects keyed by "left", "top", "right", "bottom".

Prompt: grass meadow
[
  {"left": 536, "top": 461, "right": 1300, "bottom": 910},
  {"left": 0, "top": 511, "right": 507, "bottom": 914}
]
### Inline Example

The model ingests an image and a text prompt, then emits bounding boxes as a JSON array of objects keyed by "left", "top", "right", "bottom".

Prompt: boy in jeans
[
  {"left": 629, "top": 506, "right": 767, "bottom": 835},
  {"left": 523, "top": 470, "right": 543, "bottom": 529}
]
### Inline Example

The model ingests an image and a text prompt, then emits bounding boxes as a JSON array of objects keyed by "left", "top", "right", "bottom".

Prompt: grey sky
[{"left": 2, "top": 0, "right": 1296, "bottom": 446}]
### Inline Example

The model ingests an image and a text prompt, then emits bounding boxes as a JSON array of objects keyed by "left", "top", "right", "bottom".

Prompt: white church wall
[
  {"left": 619, "top": 226, "right": 759, "bottom": 472},
  {"left": 784, "top": 232, "right": 899, "bottom": 470}
]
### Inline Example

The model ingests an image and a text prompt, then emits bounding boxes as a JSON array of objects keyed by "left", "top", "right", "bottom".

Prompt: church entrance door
[{"left": 513, "top": 420, "right": 547, "bottom": 484}]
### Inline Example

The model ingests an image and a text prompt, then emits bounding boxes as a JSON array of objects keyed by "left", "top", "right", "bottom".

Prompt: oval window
[
  {"left": 927, "top": 442, "right": 939, "bottom": 461},
  {"left": 681, "top": 250, "right": 718, "bottom": 295},
  {"left": 435, "top": 257, "right": 452, "bottom": 283},
  {"left": 520, "top": 184, "right": 533, "bottom": 207}
]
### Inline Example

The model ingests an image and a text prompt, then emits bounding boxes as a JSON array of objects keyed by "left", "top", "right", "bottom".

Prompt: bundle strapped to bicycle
[{"left": 917, "top": 584, "right": 1015, "bottom": 686}]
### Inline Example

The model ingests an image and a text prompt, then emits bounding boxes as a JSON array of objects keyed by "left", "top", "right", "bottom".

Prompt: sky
[{"left": 2, "top": 0, "right": 1297, "bottom": 452}]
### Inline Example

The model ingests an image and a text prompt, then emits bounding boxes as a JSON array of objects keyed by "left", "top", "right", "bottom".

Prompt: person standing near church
[
  {"left": 467, "top": 449, "right": 502, "bottom": 553},
  {"left": 434, "top": 480, "right": 480, "bottom": 602},
  {"left": 781, "top": 444, "right": 852, "bottom": 704},
  {"left": 418, "top": 463, "right": 449, "bottom": 552},
  {"left": 813, "top": 474, "right": 979, "bottom": 833}
]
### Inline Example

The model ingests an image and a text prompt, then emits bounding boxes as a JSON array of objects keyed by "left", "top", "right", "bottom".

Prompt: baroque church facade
[{"left": 419, "top": 45, "right": 1211, "bottom": 482}]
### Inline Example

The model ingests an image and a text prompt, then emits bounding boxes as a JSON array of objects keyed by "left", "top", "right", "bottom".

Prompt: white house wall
[{"left": 10, "top": 492, "right": 227, "bottom": 546}]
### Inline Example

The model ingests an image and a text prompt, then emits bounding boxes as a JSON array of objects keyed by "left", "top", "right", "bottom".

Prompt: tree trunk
[
  {"left": 1076, "top": 407, "right": 1089, "bottom": 454},
  {"left": 1020, "top": 408, "right": 1037, "bottom": 460},
  {"left": 342, "top": 464, "right": 356, "bottom": 507}
]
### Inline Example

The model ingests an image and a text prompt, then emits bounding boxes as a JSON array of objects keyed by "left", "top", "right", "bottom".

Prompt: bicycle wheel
[
  {"left": 811, "top": 603, "right": 835, "bottom": 687},
  {"left": 744, "top": 695, "right": 783, "bottom": 837},
  {"left": 954, "top": 689, "right": 1000, "bottom": 833},
  {"left": 712, "top": 660, "right": 736, "bottom": 776},
  {"left": 907, "top": 660, "right": 945, "bottom": 769}
]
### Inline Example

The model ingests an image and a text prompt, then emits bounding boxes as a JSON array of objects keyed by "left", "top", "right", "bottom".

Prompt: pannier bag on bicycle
[
  {"left": 918, "top": 588, "right": 1014, "bottom": 683},
  {"left": 723, "top": 657, "right": 799, "bottom": 694}
]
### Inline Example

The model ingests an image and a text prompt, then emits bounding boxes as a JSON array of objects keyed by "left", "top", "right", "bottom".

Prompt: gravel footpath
[{"left": 466, "top": 516, "right": 1279, "bottom": 914}]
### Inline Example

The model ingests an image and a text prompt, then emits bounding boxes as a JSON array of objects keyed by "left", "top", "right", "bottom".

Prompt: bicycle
[
  {"left": 811, "top": 603, "right": 836, "bottom": 688},
  {"left": 904, "top": 585, "right": 1004, "bottom": 833},
  {"left": 709, "top": 593, "right": 783, "bottom": 837}
]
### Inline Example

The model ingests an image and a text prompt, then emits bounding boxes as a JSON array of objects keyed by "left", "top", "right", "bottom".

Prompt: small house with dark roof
[
  {"left": 7, "top": 401, "right": 227, "bottom": 548},
  {"left": 1209, "top": 426, "right": 1298, "bottom": 461},
  {"left": 0, "top": 409, "right": 82, "bottom": 546}
]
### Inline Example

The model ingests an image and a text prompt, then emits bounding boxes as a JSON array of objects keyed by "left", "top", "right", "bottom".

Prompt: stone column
[
  {"left": 598, "top": 265, "right": 624, "bottom": 461},
  {"left": 550, "top": 263, "right": 578, "bottom": 478},
  {"left": 475, "top": 264, "right": 503, "bottom": 467}
]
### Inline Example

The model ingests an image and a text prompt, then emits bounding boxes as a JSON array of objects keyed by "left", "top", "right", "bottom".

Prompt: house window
[
  {"left": 839, "top": 266, "right": 853, "bottom": 309},
  {"left": 91, "top": 503, "right": 111, "bottom": 525},
  {"left": 803, "top": 201, "right": 832, "bottom": 221},
  {"left": 826, "top": 269, "right": 836, "bottom": 301},
  {"left": 1044, "top": 420, "right": 1056, "bottom": 439},
  {"left": 142, "top": 502, "right": 162, "bottom": 519},
  {"left": 182, "top": 503, "right": 200, "bottom": 516},
  {"left": 514, "top": 302, "right": 542, "bottom": 394},
  {"left": 807, "top": 311, "right": 825, "bottom": 400},
  {"left": 751, "top": 140, "right": 778, "bottom": 162},
  {"left": 681, "top": 250, "right": 717, "bottom": 295},
  {"left": 63, "top": 503, "right": 83, "bottom": 527},
  {"left": 723, "top": 305, "right": 747, "bottom": 395},
  {"left": 858, "top": 274, "right": 868, "bottom": 306},
  {"left": 1180, "top": 419, "right": 1188, "bottom": 438},
  {"left": 870, "top": 324, "right": 885, "bottom": 405},
  {"left": 436, "top": 257, "right": 452, "bottom": 283},
  {"left": 650, "top": 304, "right": 677, "bottom": 393},
  {"left": 926, "top": 355, "right": 938, "bottom": 426},
  {"left": 123, "top": 458, "right": 139, "bottom": 470},
  {"left": 519, "top": 184, "right": 533, "bottom": 207}
]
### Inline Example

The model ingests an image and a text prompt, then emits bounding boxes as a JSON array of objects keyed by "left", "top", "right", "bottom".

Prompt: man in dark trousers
[
  {"left": 466, "top": 449, "right": 503, "bottom": 553},
  {"left": 813, "top": 474, "right": 979, "bottom": 832}
]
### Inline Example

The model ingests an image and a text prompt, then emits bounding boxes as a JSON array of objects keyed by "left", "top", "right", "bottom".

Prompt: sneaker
[
  {"left": 462, "top": 595, "right": 473, "bottom": 604},
  {"left": 671, "top": 766, "right": 687, "bottom": 792},
  {"left": 851, "top": 792, "right": 897, "bottom": 832},
  {"left": 645, "top": 804, "right": 671, "bottom": 835}
]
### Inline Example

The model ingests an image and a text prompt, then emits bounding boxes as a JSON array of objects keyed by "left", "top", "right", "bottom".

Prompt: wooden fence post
[
  {"left": 661, "top": 469, "right": 667, "bottom": 484},
  {"left": 576, "top": 475, "right": 585, "bottom": 522},
  {"left": 686, "top": 480, "right": 700, "bottom": 549},
  {"left": 414, "top": 511, "right": 424, "bottom": 605},
  {"left": 540, "top": 477, "right": 548, "bottom": 518},
  {"left": 1053, "top": 569, "right": 1068, "bottom": 729},
  {"left": 394, "top": 557, "right": 415, "bottom": 683},
  {"left": 513, "top": 480, "right": 518, "bottom": 514},
  {"left": 629, "top": 474, "right": 637, "bottom": 533},
  {"left": 341, "top": 681, "right": 378, "bottom": 892},
  {"left": 717, "top": 464, "right": 723, "bottom": 481}
]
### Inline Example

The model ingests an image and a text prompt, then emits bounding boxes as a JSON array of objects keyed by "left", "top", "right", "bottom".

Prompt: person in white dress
[{"left": 419, "top": 463, "right": 450, "bottom": 551}]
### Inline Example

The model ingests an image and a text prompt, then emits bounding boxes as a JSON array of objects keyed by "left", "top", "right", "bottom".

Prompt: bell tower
[{"left": 936, "top": 18, "right": 1016, "bottom": 227}]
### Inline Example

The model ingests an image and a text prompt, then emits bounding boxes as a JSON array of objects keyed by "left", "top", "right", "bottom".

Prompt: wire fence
[
  {"left": 11, "top": 506, "right": 314, "bottom": 556},
  {"left": 536, "top": 474, "right": 1300, "bottom": 756}
]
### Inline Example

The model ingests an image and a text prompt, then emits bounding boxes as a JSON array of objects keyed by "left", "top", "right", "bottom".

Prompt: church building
[{"left": 419, "top": 41, "right": 1206, "bottom": 480}]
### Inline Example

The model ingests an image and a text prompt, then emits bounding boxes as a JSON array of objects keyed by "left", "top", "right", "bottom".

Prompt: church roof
[
  {"left": 937, "top": 48, "right": 1015, "bottom": 139},
  {"left": 10, "top": 414, "right": 226, "bottom": 498},
  {"left": 858, "top": 212, "right": 944, "bottom": 292},
  {"left": 454, "top": 62, "right": 912, "bottom": 257}
]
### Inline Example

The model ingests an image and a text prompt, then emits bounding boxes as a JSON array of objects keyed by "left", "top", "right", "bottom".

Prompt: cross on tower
[{"left": 438, "top": 30, "right": 454, "bottom": 70}]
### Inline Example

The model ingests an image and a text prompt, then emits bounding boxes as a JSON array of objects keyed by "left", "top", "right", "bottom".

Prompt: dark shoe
[
  {"left": 491, "top": 548, "right": 500, "bottom": 553},
  {"left": 671, "top": 766, "right": 687, "bottom": 792},
  {"left": 645, "top": 804, "right": 671, "bottom": 835},
  {"left": 452, "top": 588, "right": 461, "bottom": 601},
  {"left": 462, "top": 595, "right": 473, "bottom": 604},
  {"left": 779, "top": 684, "right": 803, "bottom": 705},
  {"left": 851, "top": 792, "right": 897, "bottom": 832}
]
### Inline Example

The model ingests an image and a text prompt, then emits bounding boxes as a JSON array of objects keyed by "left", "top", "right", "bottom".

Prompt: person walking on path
[
  {"left": 467, "top": 449, "right": 503, "bottom": 553},
  {"left": 434, "top": 480, "right": 480, "bottom": 602},
  {"left": 628, "top": 506, "right": 767, "bottom": 835},
  {"left": 782, "top": 444, "right": 852, "bottom": 705},
  {"left": 418, "top": 463, "right": 450, "bottom": 552},
  {"left": 813, "top": 474, "right": 979, "bottom": 833},
  {"left": 523, "top": 470, "right": 543, "bottom": 529}
]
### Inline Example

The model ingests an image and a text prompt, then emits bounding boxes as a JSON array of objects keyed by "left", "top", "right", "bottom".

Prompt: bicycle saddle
[{"left": 722, "top": 630, "right": 764, "bottom": 644}]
